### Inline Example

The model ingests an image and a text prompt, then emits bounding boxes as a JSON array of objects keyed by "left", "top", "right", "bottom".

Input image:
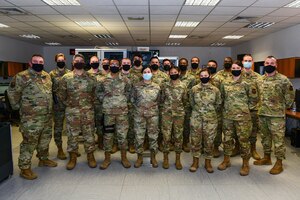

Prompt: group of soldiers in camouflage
[{"left": 7, "top": 52, "right": 294, "bottom": 180}]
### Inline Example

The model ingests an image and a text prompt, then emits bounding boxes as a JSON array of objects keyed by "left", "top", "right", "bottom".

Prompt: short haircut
[
  {"left": 73, "top": 53, "right": 84, "bottom": 60},
  {"left": 89, "top": 55, "right": 99, "bottom": 62},
  {"left": 169, "top": 65, "right": 180, "bottom": 72},
  {"left": 163, "top": 58, "right": 171, "bottom": 63},
  {"left": 224, "top": 56, "right": 233, "bottom": 63},
  {"left": 266, "top": 55, "right": 277, "bottom": 60},
  {"left": 243, "top": 54, "right": 253, "bottom": 60},
  {"left": 142, "top": 66, "right": 152, "bottom": 73},
  {"left": 150, "top": 56, "right": 159, "bottom": 62},
  {"left": 191, "top": 56, "right": 200, "bottom": 62},
  {"left": 208, "top": 59, "right": 218, "bottom": 66},
  {"left": 133, "top": 53, "right": 143, "bottom": 60},
  {"left": 55, "top": 53, "right": 65, "bottom": 62},
  {"left": 110, "top": 59, "right": 120, "bottom": 66},
  {"left": 31, "top": 54, "right": 44, "bottom": 60},
  {"left": 102, "top": 58, "right": 110, "bottom": 62},
  {"left": 121, "top": 58, "right": 131, "bottom": 62},
  {"left": 179, "top": 58, "right": 188, "bottom": 64}
]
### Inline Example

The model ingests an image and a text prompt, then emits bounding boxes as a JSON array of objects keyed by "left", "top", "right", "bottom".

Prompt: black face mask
[
  {"left": 122, "top": 65, "right": 131, "bottom": 71},
  {"left": 103, "top": 64, "right": 109, "bottom": 71},
  {"left": 134, "top": 60, "right": 141, "bottom": 66},
  {"left": 90, "top": 62, "right": 99, "bottom": 69},
  {"left": 264, "top": 65, "right": 276, "bottom": 73},
  {"left": 170, "top": 74, "right": 179, "bottom": 80},
  {"left": 232, "top": 70, "right": 241, "bottom": 77},
  {"left": 57, "top": 61, "right": 65, "bottom": 69},
  {"left": 200, "top": 77, "right": 210, "bottom": 84},
  {"left": 110, "top": 66, "right": 120, "bottom": 73},
  {"left": 151, "top": 64, "right": 159, "bottom": 71},
  {"left": 224, "top": 63, "right": 232, "bottom": 70},
  {"left": 32, "top": 64, "right": 44, "bottom": 72},
  {"left": 179, "top": 65, "right": 187, "bottom": 71},
  {"left": 164, "top": 65, "right": 170, "bottom": 71},
  {"left": 73, "top": 62, "right": 85, "bottom": 70},
  {"left": 191, "top": 63, "right": 199, "bottom": 69},
  {"left": 208, "top": 67, "right": 217, "bottom": 74}
]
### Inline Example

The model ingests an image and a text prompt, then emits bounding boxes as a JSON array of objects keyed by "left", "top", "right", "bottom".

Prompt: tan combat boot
[
  {"left": 128, "top": 143, "right": 135, "bottom": 154},
  {"left": 66, "top": 152, "right": 77, "bottom": 170},
  {"left": 182, "top": 142, "right": 190, "bottom": 153},
  {"left": 213, "top": 146, "right": 221, "bottom": 158},
  {"left": 231, "top": 141, "right": 240, "bottom": 157},
  {"left": 162, "top": 153, "right": 169, "bottom": 169},
  {"left": 189, "top": 157, "right": 199, "bottom": 172},
  {"left": 240, "top": 158, "right": 250, "bottom": 176},
  {"left": 111, "top": 143, "right": 119, "bottom": 154},
  {"left": 251, "top": 143, "right": 261, "bottom": 160},
  {"left": 98, "top": 135, "right": 103, "bottom": 150},
  {"left": 205, "top": 159, "right": 214, "bottom": 173},
  {"left": 218, "top": 155, "right": 231, "bottom": 170},
  {"left": 99, "top": 152, "right": 111, "bottom": 170},
  {"left": 134, "top": 154, "right": 143, "bottom": 168},
  {"left": 57, "top": 145, "right": 67, "bottom": 160},
  {"left": 20, "top": 168, "right": 38, "bottom": 180},
  {"left": 150, "top": 152, "right": 158, "bottom": 168},
  {"left": 175, "top": 153, "right": 183, "bottom": 170},
  {"left": 270, "top": 159, "right": 283, "bottom": 175},
  {"left": 253, "top": 153, "right": 272, "bottom": 165},
  {"left": 38, "top": 159, "right": 57, "bottom": 167},
  {"left": 121, "top": 150, "right": 131, "bottom": 168},
  {"left": 87, "top": 152, "right": 97, "bottom": 168}
]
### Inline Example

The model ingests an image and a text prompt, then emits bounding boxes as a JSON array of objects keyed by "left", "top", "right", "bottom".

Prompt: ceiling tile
[
  {"left": 38, "top": 15, "right": 69, "bottom": 22},
  {"left": 204, "top": 15, "right": 234, "bottom": 22},
  {"left": 0, "top": 16, "right": 18, "bottom": 22},
  {"left": 6, "top": 0, "right": 46, "bottom": 6},
  {"left": 150, "top": 0, "right": 185, "bottom": 5},
  {"left": 51, "top": 5, "right": 90, "bottom": 15},
  {"left": 22, "top": 6, "right": 59, "bottom": 15},
  {"left": 238, "top": 7, "right": 278, "bottom": 17},
  {"left": 118, "top": 6, "right": 148, "bottom": 14},
  {"left": 0, "top": 0, "right": 14, "bottom": 6},
  {"left": 150, "top": 6, "right": 181, "bottom": 15},
  {"left": 122, "top": 14, "right": 149, "bottom": 21},
  {"left": 210, "top": 6, "right": 246, "bottom": 15},
  {"left": 280, "top": 16, "right": 300, "bottom": 24},
  {"left": 101, "top": 22, "right": 126, "bottom": 27},
  {"left": 197, "top": 21, "right": 225, "bottom": 28},
  {"left": 114, "top": 0, "right": 148, "bottom": 5},
  {"left": 50, "top": 21, "right": 78, "bottom": 27},
  {"left": 257, "top": 16, "right": 289, "bottom": 22},
  {"left": 64, "top": 15, "right": 96, "bottom": 21},
  {"left": 221, "top": 22, "right": 249, "bottom": 28},
  {"left": 151, "top": 21, "right": 173, "bottom": 26},
  {"left": 10, "top": 15, "right": 44, "bottom": 22},
  {"left": 83, "top": 6, "right": 118, "bottom": 14},
  {"left": 252, "top": 0, "right": 294, "bottom": 7},
  {"left": 125, "top": 21, "right": 149, "bottom": 27},
  {"left": 180, "top": 6, "right": 213, "bottom": 15},
  {"left": 78, "top": 0, "right": 114, "bottom": 6},
  {"left": 94, "top": 15, "right": 123, "bottom": 22},
  {"left": 177, "top": 15, "right": 206, "bottom": 21},
  {"left": 218, "top": 0, "right": 257, "bottom": 6},
  {"left": 268, "top": 8, "right": 300, "bottom": 17},
  {"left": 151, "top": 15, "right": 177, "bottom": 22}
]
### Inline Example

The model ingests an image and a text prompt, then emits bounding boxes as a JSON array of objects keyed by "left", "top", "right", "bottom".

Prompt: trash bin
[{"left": 0, "top": 122, "right": 13, "bottom": 182}]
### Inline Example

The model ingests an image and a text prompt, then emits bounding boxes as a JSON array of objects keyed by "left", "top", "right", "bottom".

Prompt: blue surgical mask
[
  {"left": 143, "top": 73, "right": 152, "bottom": 81},
  {"left": 243, "top": 62, "right": 252, "bottom": 69}
]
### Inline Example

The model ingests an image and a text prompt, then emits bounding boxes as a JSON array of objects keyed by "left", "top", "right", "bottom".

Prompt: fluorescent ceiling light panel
[
  {"left": 223, "top": 35, "right": 244, "bottom": 39},
  {"left": 45, "top": 42, "right": 61, "bottom": 45},
  {"left": 75, "top": 21, "right": 101, "bottom": 27},
  {"left": 19, "top": 34, "right": 40, "bottom": 39},
  {"left": 166, "top": 43, "right": 181, "bottom": 46},
  {"left": 43, "top": 0, "right": 80, "bottom": 6},
  {"left": 185, "top": 0, "right": 220, "bottom": 6},
  {"left": 175, "top": 21, "right": 200, "bottom": 27},
  {"left": 211, "top": 42, "right": 226, "bottom": 46},
  {"left": 246, "top": 22, "right": 275, "bottom": 29},
  {"left": 0, "top": 23, "right": 9, "bottom": 28},
  {"left": 94, "top": 34, "right": 112, "bottom": 39},
  {"left": 105, "top": 42, "right": 119, "bottom": 46},
  {"left": 169, "top": 35, "right": 188, "bottom": 38},
  {"left": 285, "top": 0, "right": 300, "bottom": 7}
]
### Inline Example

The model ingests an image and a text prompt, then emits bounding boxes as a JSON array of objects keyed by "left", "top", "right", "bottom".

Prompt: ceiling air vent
[
  {"left": 128, "top": 17, "right": 144, "bottom": 21},
  {"left": 0, "top": 7, "right": 27, "bottom": 15},
  {"left": 136, "top": 38, "right": 147, "bottom": 42},
  {"left": 231, "top": 16, "right": 257, "bottom": 23},
  {"left": 188, "top": 35, "right": 205, "bottom": 39},
  {"left": 61, "top": 35, "right": 78, "bottom": 39}
]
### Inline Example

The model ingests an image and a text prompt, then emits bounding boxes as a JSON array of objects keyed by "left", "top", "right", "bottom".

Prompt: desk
[{"left": 286, "top": 109, "right": 300, "bottom": 120}]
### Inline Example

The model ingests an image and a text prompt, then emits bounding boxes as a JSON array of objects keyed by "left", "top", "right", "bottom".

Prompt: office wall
[
  {"left": 0, "top": 35, "right": 43, "bottom": 63},
  {"left": 43, "top": 46, "right": 231, "bottom": 72},
  {"left": 232, "top": 24, "right": 300, "bottom": 62}
]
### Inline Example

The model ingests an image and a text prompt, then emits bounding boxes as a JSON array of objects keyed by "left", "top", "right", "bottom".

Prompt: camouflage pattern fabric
[
  {"left": 189, "top": 82, "right": 222, "bottom": 159},
  {"left": 7, "top": 68, "right": 53, "bottom": 169},
  {"left": 57, "top": 71, "right": 96, "bottom": 154},
  {"left": 186, "top": 68, "right": 200, "bottom": 79},
  {"left": 160, "top": 80, "right": 188, "bottom": 153},
  {"left": 49, "top": 67, "right": 70, "bottom": 146},
  {"left": 131, "top": 81, "right": 161, "bottom": 154}
]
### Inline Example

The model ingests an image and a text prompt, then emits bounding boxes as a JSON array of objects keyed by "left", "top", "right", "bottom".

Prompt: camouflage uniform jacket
[
  {"left": 129, "top": 67, "right": 143, "bottom": 84},
  {"left": 190, "top": 82, "right": 222, "bottom": 121},
  {"left": 187, "top": 68, "right": 200, "bottom": 79},
  {"left": 257, "top": 71, "right": 295, "bottom": 117},
  {"left": 221, "top": 76, "right": 257, "bottom": 121},
  {"left": 152, "top": 70, "right": 169, "bottom": 86},
  {"left": 160, "top": 80, "right": 188, "bottom": 116},
  {"left": 242, "top": 70, "right": 261, "bottom": 111},
  {"left": 179, "top": 72, "right": 196, "bottom": 89},
  {"left": 7, "top": 68, "right": 53, "bottom": 116},
  {"left": 96, "top": 73, "right": 131, "bottom": 115},
  {"left": 57, "top": 70, "right": 95, "bottom": 110},
  {"left": 131, "top": 81, "right": 161, "bottom": 117},
  {"left": 49, "top": 67, "right": 70, "bottom": 107},
  {"left": 212, "top": 69, "right": 232, "bottom": 90}
]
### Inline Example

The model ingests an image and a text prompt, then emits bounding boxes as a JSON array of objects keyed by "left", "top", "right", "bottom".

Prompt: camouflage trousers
[
  {"left": 134, "top": 114, "right": 159, "bottom": 154},
  {"left": 183, "top": 109, "right": 191, "bottom": 144},
  {"left": 190, "top": 114, "right": 217, "bottom": 159},
  {"left": 94, "top": 103, "right": 103, "bottom": 136},
  {"left": 161, "top": 112, "right": 184, "bottom": 153},
  {"left": 127, "top": 106, "right": 135, "bottom": 145},
  {"left": 103, "top": 114, "right": 128, "bottom": 152},
  {"left": 53, "top": 104, "right": 65, "bottom": 147},
  {"left": 249, "top": 111, "right": 259, "bottom": 144},
  {"left": 213, "top": 114, "right": 223, "bottom": 147},
  {"left": 223, "top": 119, "right": 251, "bottom": 158},
  {"left": 18, "top": 114, "right": 52, "bottom": 169},
  {"left": 259, "top": 116, "right": 286, "bottom": 159},
  {"left": 65, "top": 107, "right": 96, "bottom": 154}
]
